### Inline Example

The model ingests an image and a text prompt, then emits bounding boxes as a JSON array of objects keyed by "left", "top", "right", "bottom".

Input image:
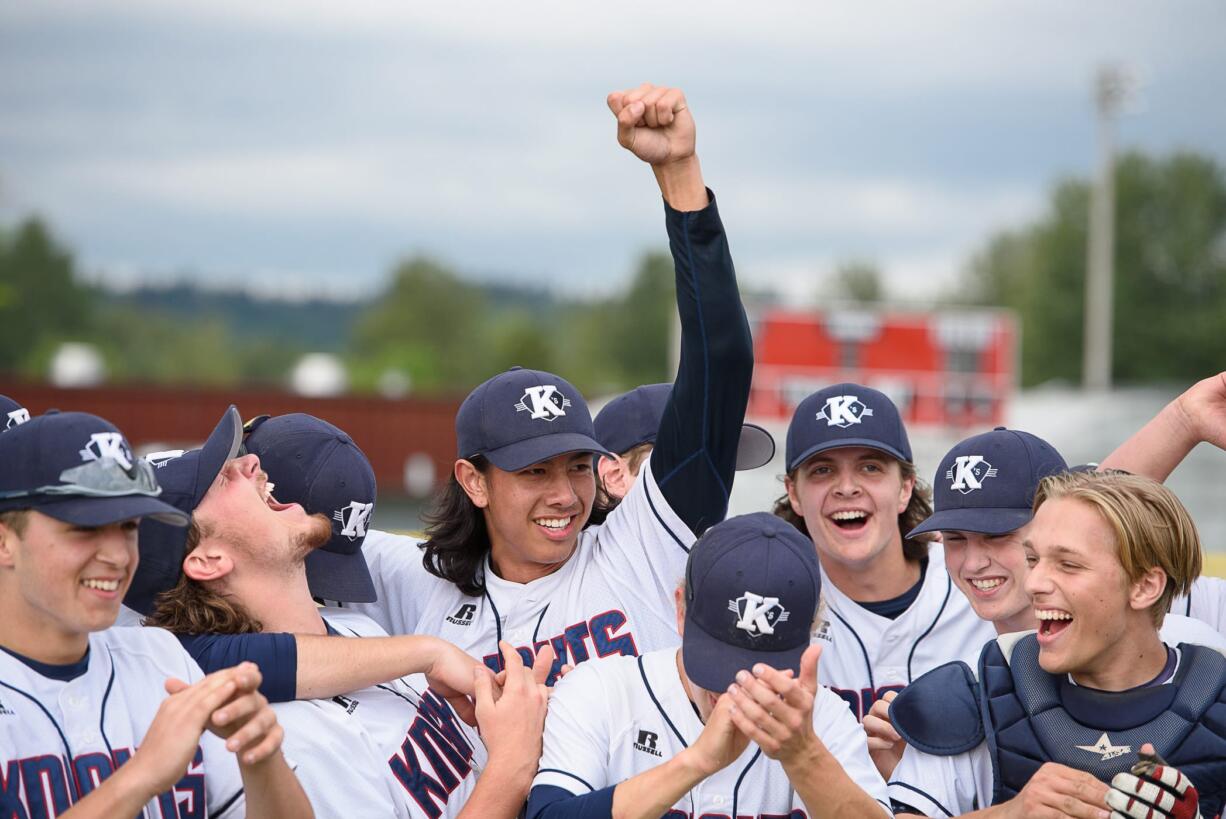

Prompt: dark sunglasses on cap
[{"left": 0, "top": 457, "right": 161, "bottom": 501}]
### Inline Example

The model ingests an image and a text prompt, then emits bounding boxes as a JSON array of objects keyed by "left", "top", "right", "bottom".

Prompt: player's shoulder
[
  {"left": 363, "top": 528, "right": 427, "bottom": 561},
  {"left": 96, "top": 625, "right": 199, "bottom": 676},
  {"left": 319, "top": 607, "right": 389, "bottom": 638},
  {"left": 551, "top": 651, "right": 642, "bottom": 702}
]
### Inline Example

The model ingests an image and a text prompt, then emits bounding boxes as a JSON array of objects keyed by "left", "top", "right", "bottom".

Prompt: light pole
[{"left": 1082, "top": 65, "right": 1132, "bottom": 392}]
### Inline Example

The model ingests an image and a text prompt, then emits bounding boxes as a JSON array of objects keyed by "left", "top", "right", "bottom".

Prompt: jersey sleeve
[
  {"left": 800, "top": 686, "right": 891, "bottom": 815},
  {"left": 649, "top": 190, "right": 754, "bottom": 536},
  {"left": 887, "top": 742, "right": 991, "bottom": 817},
  {"left": 200, "top": 731, "right": 248, "bottom": 819},
  {"left": 531, "top": 663, "right": 614, "bottom": 796},
  {"left": 177, "top": 632, "right": 298, "bottom": 702},
  {"left": 1180, "top": 576, "right": 1226, "bottom": 633},
  {"left": 342, "top": 529, "right": 429, "bottom": 636}
]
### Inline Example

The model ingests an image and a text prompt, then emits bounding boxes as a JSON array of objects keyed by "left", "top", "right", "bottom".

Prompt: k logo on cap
[
  {"left": 5, "top": 408, "right": 29, "bottom": 429},
  {"left": 334, "top": 500, "right": 374, "bottom": 540},
  {"left": 816, "top": 395, "right": 873, "bottom": 428},
  {"left": 79, "top": 432, "right": 134, "bottom": 470},
  {"left": 515, "top": 385, "right": 572, "bottom": 421},
  {"left": 730, "top": 591, "right": 790, "bottom": 637},
  {"left": 947, "top": 455, "right": 999, "bottom": 494}
]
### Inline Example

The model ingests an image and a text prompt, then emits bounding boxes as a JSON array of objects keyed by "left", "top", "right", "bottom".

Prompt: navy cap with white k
[
  {"left": 908, "top": 427, "right": 1068, "bottom": 538},
  {"left": 456, "top": 367, "right": 610, "bottom": 471},
  {"left": 593, "top": 383, "right": 776, "bottom": 470},
  {"left": 682, "top": 512, "right": 821, "bottom": 693},
  {"left": 0, "top": 394, "right": 30, "bottom": 431},
  {"left": 785, "top": 383, "right": 912, "bottom": 471},
  {"left": 244, "top": 413, "right": 378, "bottom": 603},
  {"left": 127, "top": 406, "right": 243, "bottom": 615},
  {"left": 0, "top": 411, "right": 187, "bottom": 527}
]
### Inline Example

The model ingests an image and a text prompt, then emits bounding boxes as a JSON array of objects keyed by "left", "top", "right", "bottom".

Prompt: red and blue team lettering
[
  {"left": 481, "top": 610, "right": 638, "bottom": 685},
  {"left": 387, "top": 689, "right": 477, "bottom": 819}
]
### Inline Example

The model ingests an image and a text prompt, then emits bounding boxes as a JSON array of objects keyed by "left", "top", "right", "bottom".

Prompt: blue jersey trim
[
  {"left": 831, "top": 606, "right": 876, "bottom": 691},
  {"left": 907, "top": 573, "right": 953, "bottom": 683},
  {"left": 535, "top": 768, "right": 595, "bottom": 793},
  {"left": 643, "top": 472, "right": 690, "bottom": 554},
  {"left": 637, "top": 654, "right": 689, "bottom": 749},
  {"left": 888, "top": 781, "right": 955, "bottom": 817}
]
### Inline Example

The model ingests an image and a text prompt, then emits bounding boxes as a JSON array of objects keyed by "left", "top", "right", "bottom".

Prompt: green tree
[
  {"left": 0, "top": 218, "right": 92, "bottom": 372},
  {"left": 959, "top": 151, "right": 1226, "bottom": 386},
  {"left": 604, "top": 251, "right": 675, "bottom": 386},
  {"left": 829, "top": 260, "right": 885, "bottom": 303}
]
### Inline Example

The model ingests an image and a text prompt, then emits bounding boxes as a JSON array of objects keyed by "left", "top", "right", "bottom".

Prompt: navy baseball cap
[
  {"left": 1, "top": 395, "right": 30, "bottom": 431},
  {"left": 456, "top": 367, "right": 610, "bottom": 471},
  {"left": 785, "top": 383, "right": 912, "bottom": 471},
  {"left": 908, "top": 427, "right": 1068, "bottom": 538},
  {"left": 244, "top": 413, "right": 377, "bottom": 603},
  {"left": 127, "top": 406, "right": 243, "bottom": 615},
  {"left": 0, "top": 411, "right": 187, "bottom": 527},
  {"left": 594, "top": 383, "right": 776, "bottom": 470},
  {"left": 682, "top": 512, "right": 821, "bottom": 693}
]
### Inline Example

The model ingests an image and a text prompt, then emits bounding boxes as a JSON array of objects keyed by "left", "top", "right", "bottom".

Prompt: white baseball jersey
[
  {"left": 532, "top": 647, "right": 891, "bottom": 817},
  {"left": 345, "top": 456, "right": 692, "bottom": 682},
  {"left": 814, "top": 543, "right": 996, "bottom": 720},
  {"left": 887, "top": 631, "right": 1225, "bottom": 816},
  {"left": 0, "top": 627, "right": 246, "bottom": 818},
  {"left": 268, "top": 608, "right": 486, "bottom": 819},
  {"left": 1171, "top": 576, "right": 1226, "bottom": 634}
]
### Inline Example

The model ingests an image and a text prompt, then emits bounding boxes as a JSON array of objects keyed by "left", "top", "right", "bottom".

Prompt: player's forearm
[
  {"left": 1098, "top": 398, "right": 1198, "bottom": 481},
  {"left": 611, "top": 749, "right": 709, "bottom": 819},
  {"left": 456, "top": 758, "right": 536, "bottom": 819},
  {"left": 237, "top": 751, "right": 314, "bottom": 819},
  {"left": 293, "top": 633, "right": 441, "bottom": 699},
  {"left": 59, "top": 761, "right": 163, "bottom": 818},
  {"left": 652, "top": 154, "right": 707, "bottom": 211},
  {"left": 786, "top": 743, "right": 887, "bottom": 819}
]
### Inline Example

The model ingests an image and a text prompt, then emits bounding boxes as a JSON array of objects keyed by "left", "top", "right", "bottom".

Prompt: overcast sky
[{"left": 2, "top": 1, "right": 1223, "bottom": 303}]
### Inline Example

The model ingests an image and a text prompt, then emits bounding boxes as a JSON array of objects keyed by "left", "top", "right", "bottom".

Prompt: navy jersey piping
[
  {"left": 730, "top": 747, "right": 764, "bottom": 818},
  {"left": 888, "top": 782, "right": 956, "bottom": 817},
  {"left": 643, "top": 472, "right": 690, "bottom": 554},
  {"left": 637, "top": 655, "right": 688, "bottom": 749},
  {"left": 907, "top": 573, "right": 954, "bottom": 683},
  {"left": 536, "top": 768, "right": 595, "bottom": 794},
  {"left": 831, "top": 606, "right": 875, "bottom": 690}
]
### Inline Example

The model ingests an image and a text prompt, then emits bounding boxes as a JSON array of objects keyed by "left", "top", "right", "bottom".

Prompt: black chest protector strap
[{"left": 981, "top": 636, "right": 1226, "bottom": 816}]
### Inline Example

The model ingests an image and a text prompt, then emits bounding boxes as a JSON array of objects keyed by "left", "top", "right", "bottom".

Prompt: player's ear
[
  {"left": 0, "top": 521, "right": 16, "bottom": 568},
  {"left": 597, "top": 454, "right": 632, "bottom": 500},
  {"left": 784, "top": 474, "right": 803, "bottom": 517},
  {"left": 182, "top": 544, "right": 234, "bottom": 583},
  {"left": 896, "top": 468, "right": 916, "bottom": 515},
  {"left": 1128, "top": 565, "right": 1167, "bottom": 614},
  {"left": 455, "top": 459, "right": 489, "bottom": 508}
]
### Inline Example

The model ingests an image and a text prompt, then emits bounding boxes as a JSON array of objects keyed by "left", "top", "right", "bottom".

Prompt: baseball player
[
  {"left": 1098, "top": 370, "right": 1226, "bottom": 630},
  {"left": 862, "top": 427, "right": 1226, "bottom": 780},
  {"left": 323, "top": 82, "right": 754, "bottom": 687},
  {"left": 1, "top": 393, "right": 29, "bottom": 430},
  {"left": 0, "top": 410, "right": 310, "bottom": 818},
  {"left": 592, "top": 382, "right": 775, "bottom": 502},
  {"left": 135, "top": 405, "right": 552, "bottom": 818},
  {"left": 887, "top": 470, "right": 1226, "bottom": 819},
  {"left": 772, "top": 383, "right": 994, "bottom": 719},
  {"left": 527, "top": 512, "right": 891, "bottom": 819}
]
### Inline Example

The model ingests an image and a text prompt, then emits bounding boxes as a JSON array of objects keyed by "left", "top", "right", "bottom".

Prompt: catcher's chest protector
[{"left": 981, "top": 636, "right": 1226, "bottom": 815}]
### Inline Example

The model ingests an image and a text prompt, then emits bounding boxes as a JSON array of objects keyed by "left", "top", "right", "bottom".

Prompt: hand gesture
[
  {"left": 421, "top": 636, "right": 482, "bottom": 726},
  {"left": 1173, "top": 371, "right": 1226, "bottom": 452},
  {"left": 1107, "top": 743, "right": 1202, "bottom": 819},
  {"left": 862, "top": 689, "right": 905, "bottom": 780},
  {"left": 1005, "top": 761, "right": 1110, "bottom": 819},
  {"left": 725, "top": 644, "right": 823, "bottom": 768},
  {"left": 473, "top": 642, "right": 550, "bottom": 782},
  {"left": 192, "top": 661, "right": 285, "bottom": 766},
  {"left": 685, "top": 693, "right": 751, "bottom": 777},
  {"left": 607, "top": 83, "right": 695, "bottom": 166}
]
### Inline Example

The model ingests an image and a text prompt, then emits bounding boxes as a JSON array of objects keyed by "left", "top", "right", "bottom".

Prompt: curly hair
[
  {"left": 771, "top": 457, "right": 934, "bottom": 563},
  {"left": 142, "top": 521, "right": 263, "bottom": 634}
]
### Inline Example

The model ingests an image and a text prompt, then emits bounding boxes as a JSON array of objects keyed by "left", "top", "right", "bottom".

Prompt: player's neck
[
  {"left": 820, "top": 537, "right": 920, "bottom": 603},
  {"left": 0, "top": 592, "right": 90, "bottom": 665},
  {"left": 993, "top": 609, "right": 1038, "bottom": 636},
  {"left": 487, "top": 543, "right": 574, "bottom": 585},
  {"left": 231, "top": 567, "right": 326, "bottom": 635},
  {"left": 1069, "top": 622, "right": 1167, "bottom": 691}
]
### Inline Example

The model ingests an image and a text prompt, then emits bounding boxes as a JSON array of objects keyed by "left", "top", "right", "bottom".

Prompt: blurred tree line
[
  {"left": 957, "top": 151, "right": 1226, "bottom": 387},
  {"left": 4, "top": 147, "right": 1224, "bottom": 395}
]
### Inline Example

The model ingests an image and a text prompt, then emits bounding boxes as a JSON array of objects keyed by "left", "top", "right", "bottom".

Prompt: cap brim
[
  {"left": 305, "top": 548, "right": 376, "bottom": 604},
  {"left": 682, "top": 609, "right": 808, "bottom": 693},
  {"left": 907, "top": 506, "right": 1034, "bottom": 538},
  {"left": 191, "top": 406, "right": 243, "bottom": 508},
  {"left": 735, "top": 424, "right": 776, "bottom": 471},
  {"left": 788, "top": 438, "right": 911, "bottom": 472},
  {"left": 37, "top": 495, "right": 189, "bottom": 527},
  {"left": 481, "top": 432, "right": 612, "bottom": 472}
]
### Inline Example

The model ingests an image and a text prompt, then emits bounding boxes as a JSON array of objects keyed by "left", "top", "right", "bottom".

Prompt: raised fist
[{"left": 607, "top": 83, "right": 695, "bottom": 166}]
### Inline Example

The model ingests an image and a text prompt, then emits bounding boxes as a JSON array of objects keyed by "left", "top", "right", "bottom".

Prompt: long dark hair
[
  {"left": 771, "top": 458, "right": 934, "bottom": 563},
  {"left": 420, "top": 455, "right": 617, "bottom": 596}
]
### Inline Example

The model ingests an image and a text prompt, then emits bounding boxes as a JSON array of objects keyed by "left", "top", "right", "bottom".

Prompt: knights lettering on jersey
[
  {"left": 480, "top": 609, "right": 638, "bottom": 686},
  {"left": 1, "top": 746, "right": 207, "bottom": 819},
  {"left": 831, "top": 684, "right": 905, "bottom": 720},
  {"left": 387, "top": 688, "right": 477, "bottom": 819}
]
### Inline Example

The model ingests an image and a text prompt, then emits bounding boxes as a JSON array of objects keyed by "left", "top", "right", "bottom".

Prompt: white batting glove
[{"left": 1107, "top": 748, "right": 1201, "bottom": 819}]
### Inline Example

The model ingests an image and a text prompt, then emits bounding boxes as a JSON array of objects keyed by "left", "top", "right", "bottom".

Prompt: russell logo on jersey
[
  {"left": 446, "top": 604, "right": 477, "bottom": 626},
  {"left": 633, "top": 730, "right": 663, "bottom": 757}
]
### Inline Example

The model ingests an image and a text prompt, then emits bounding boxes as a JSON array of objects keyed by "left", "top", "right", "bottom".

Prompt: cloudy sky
[{"left": 2, "top": 1, "right": 1223, "bottom": 302}]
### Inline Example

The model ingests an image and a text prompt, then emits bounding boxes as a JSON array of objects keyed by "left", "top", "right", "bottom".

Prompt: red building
[{"left": 747, "top": 306, "right": 1018, "bottom": 428}]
